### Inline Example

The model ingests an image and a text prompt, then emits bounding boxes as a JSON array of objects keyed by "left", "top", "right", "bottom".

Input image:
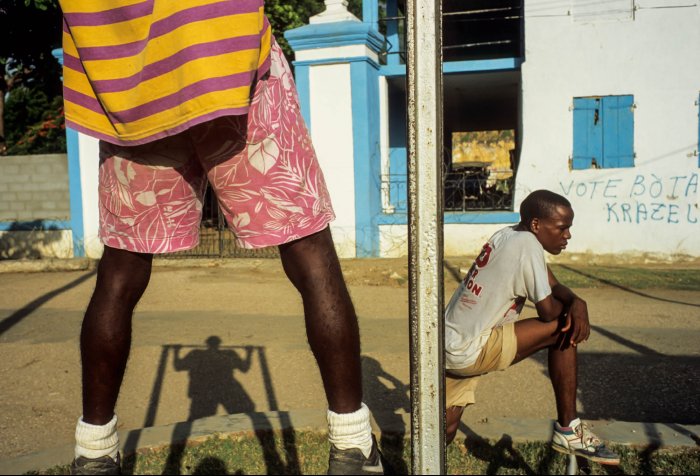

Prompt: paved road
[{"left": 0, "top": 260, "right": 698, "bottom": 459}]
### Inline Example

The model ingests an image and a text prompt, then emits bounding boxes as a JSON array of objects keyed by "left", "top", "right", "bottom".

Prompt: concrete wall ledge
[{"left": 0, "top": 257, "right": 94, "bottom": 273}]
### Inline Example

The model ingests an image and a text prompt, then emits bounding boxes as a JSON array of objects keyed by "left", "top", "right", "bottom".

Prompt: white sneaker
[{"left": 552, "top": 419, "right": 620, "bottom": 465}]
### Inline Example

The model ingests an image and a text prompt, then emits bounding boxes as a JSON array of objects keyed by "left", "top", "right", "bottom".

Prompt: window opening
[{"left": 445, "top": 130, "right": 515, "bottom": 211}]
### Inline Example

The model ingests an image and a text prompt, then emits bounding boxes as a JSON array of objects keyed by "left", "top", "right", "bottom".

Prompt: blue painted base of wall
[
  {"left": 376, "top": 211, "right": 519, "bottom": 225},
  {"left": 0, "top": 220, "right": 71, "bottom": 232}
]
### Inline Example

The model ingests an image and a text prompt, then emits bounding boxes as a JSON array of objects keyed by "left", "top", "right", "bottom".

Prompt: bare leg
[
  {"left": 513, "top": 318, "right": 577, "bottom": 426},
  {"left": 278, "top": 228, "right": 362, "bottom": 413},
  {"left": 81, "top": 246, "right": 153, "bottom": 424},
  {"left": 446, "top": 317, "right": 577, "bottom": 443},
  {"left": 446, "top": 405, "right": 465, "bottom": 445}
]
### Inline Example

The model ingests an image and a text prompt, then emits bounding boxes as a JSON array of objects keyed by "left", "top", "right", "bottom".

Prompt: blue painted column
[
  {"left": 350, "top": 60, "right": 382, "bottom": 256},
  {"left": 286, "top": 12, "right": 385, "bottom": 257},
  {"left": 65, "top": 128, "right": 85, "bottom": 257},
  {"left": 363, "top": 0, "right": 379, "bottom": 28},
  {"left": 293, "top": 64, "right": 312, "bottom": 129},
  {"left": 386, "top": 0, "right": 402, "bottom": 65},
  {"left": 54, "top": 47, "right": 86, "bottom": 257}
]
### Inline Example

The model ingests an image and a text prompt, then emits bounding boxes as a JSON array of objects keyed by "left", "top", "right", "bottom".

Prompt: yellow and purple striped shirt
[{"left": 59, "top": 0, "right": 272, "bottom": 145}]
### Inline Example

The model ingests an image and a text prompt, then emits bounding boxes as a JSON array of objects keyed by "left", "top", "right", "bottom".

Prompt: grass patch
[
  {"left": 31, "top": 431, "right": 700, "bottom": 475},
  {"left": 548, "top": 265, "right": 700, "bottom": 291},
  {"left": 443, "top": 260, "right": 700, "bottom": 291}
]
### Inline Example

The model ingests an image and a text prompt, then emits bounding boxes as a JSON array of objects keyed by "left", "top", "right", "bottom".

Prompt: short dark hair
[{"left": 519, "top": 190, "right": 572, "bottom": 227}]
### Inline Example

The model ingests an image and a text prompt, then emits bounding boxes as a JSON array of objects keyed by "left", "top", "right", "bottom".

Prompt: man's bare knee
[
  {"left": 446, "top": 405, "right": 465, "bottom": 445},
  {"left": 96, "top": 246, "right": 153, "bottom": 305},
  {"left": 514, "top": 318, "right": 565, "bottom": 363}
]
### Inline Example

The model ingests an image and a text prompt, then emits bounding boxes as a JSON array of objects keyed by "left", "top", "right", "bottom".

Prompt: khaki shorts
[{"left": 445, "top": 323, "right": 517, "bottom": 408}]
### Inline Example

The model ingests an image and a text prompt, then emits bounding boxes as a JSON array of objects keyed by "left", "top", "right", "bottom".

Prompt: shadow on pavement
[
  {"left": 444, "top": 259, "right": 464, "bottom": 284},
  {"left": 455, "top": 427, "right": 540, "bottom": 475},
  {"left": 558, "top": 265, "right": 700, "bottom": 308},
  {"left": 0, "top": 269, "right": 96, "bottom": 336},
  {"left": 362, "top": 355, "right": 410, "bottom": 474},
  {"left": 524, "top": 328, "right": 699, "bottom": 424},
  {"left": 121, "top": 337, "right": 299, "bottom": 475}
]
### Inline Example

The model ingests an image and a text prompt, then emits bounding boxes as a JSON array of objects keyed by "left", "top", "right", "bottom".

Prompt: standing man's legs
[
  {"left": 73, "top": 247, "right": 153, "bottom": 472},
  {"left": 279, "top": 228, "right": 362, "bottom": 413},
  {"left": 81, "top": 247, "right": 153, "bottom": 424},
  {"left": 280, "top": 228, "right": 384, "bottom": 475}
]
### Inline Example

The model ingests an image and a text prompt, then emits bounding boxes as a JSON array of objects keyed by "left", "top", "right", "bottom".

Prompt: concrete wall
[
  {"left": 515, "top": 0, "right": 700, "bottom": 259},
  {"left": 0, "top": 154, "right": 73, "bottom": 259},
  {"left": 0, "top": 154, "right": 70, "bottom": 221}
]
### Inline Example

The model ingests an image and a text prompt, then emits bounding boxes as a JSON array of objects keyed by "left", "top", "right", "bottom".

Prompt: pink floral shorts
[{"left": 98, "top": 41, "right": 335, "bottom": 253}]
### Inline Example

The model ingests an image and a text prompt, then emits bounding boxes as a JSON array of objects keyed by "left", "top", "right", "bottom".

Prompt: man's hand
[{"left": 560, "top": 297, "right": 590, "bottom": 347}]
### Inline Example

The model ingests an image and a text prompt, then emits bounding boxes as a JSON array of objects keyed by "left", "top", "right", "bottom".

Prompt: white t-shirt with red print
[{"left": 445, "top": 225, "right": 552, "bottom": 369}]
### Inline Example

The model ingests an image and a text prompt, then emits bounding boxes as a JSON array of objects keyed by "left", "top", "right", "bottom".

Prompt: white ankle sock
[
  {"left": 327, "top": 403, "right": 373, "bottom": 458},
  {"left": 75, "top": 415, "right": 120, "bottom": 460}
]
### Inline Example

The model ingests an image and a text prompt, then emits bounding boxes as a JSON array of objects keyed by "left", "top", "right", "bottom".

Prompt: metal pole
[{"left": 406, "top": 0, "right": 445, "bottom": 473}]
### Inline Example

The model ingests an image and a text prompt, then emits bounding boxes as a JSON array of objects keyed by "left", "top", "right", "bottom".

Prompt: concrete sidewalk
[{"left": 1, "top": 409, "right": 698, "bottom": 475}]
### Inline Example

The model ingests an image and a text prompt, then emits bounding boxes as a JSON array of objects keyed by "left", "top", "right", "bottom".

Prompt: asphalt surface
[{"left": 0, "top": 258, "right": 698, "bottom": 463}]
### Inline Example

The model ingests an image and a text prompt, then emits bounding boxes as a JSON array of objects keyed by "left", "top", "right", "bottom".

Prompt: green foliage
[
  {"left": 549, "top": 264, "right": 700, "bottom": 291},
  {"left": 0, "top": 0, "right": 62, "bottom": 72},
  {"left": 6, "top": 94, "right": 65, "bottom": 154},
  {"left": 1, "top": 0, "right": 63, "bottom": 153},
  {"left": 265, "top": 0, "right": 325, "bottom": 59},
  {"left": 5, "top": 87, "right": 49, "bottom": 143},
  {"left": 266, "top": 0, "right": 364, "bottom": 60}
]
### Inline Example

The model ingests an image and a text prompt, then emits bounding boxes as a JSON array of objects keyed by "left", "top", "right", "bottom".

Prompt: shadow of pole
[
  {"left": 456, "top": 421, "right": 537, "bottom": 475},
  {"left": 258, "top": 347, "right": 300, "bottom": 474},
  {"left": 121, "top": 344, "right": 170, "bottom": 475},
  {"left": 0, "top": 269, "right": 96, "bottom": 336},
  {"left": 558, "top": 265, "right": 700, "bottom": 308},
  {"left": 640, "top": 423, "right": 662, "bottom": 476},
  {"left": 443, "top": 259, "right": 464, "bottom": 284},
  {"left": 361, "top": 356, "right": 409, "bottom": 474},
  {"left": 591, "top": 326, "right": 661, "bottom": 356}
]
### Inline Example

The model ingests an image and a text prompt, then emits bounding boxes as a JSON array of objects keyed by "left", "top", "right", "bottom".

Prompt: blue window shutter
[
  {"left": 602, "top": 95, "right": 635, "bottom": 168},
  {"left": 572, "top": 97, "right": 603, "bottom": 169}
]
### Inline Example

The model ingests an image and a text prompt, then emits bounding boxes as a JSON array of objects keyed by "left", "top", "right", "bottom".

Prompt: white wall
[
  {"left": 308, "top": 63, "right": 358, "bottom": 257},
  {"left": 76, "top": 133, "right": 104, "bottom": 259},
  {"left": 379, "top": 223, "right": 507, "bottom": 258},
  {"left": 517, "top": 1, "right": 700, "bottom": 257}
]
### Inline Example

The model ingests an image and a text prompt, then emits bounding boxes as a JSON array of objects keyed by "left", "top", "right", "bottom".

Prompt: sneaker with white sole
[
  {"left": 552, "top": 419, "right": 620, "bottom": 466},
  {"left": 70, "top": 454, "right": 121, "bottom": 475},
  {"left": 327, "top": 435, "right": 385, "bottom": 475}
]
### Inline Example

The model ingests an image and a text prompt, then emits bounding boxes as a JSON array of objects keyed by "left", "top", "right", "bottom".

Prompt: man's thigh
[
  {"left": 512, "top": 317, "right": 563, "bottom": 364},
  {"left": 98, "top": 134, "right": 207, "bottom": 254},
  {"left": 446, "top": 323, "right": 517, "bottom": 408}
]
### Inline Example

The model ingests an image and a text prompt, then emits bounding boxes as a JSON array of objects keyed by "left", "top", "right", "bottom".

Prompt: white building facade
[
  {"left": 44, "top": 0, "right": 699, "bottom": 260},
  {"left": 517, "top": 0, "right": 700, "bottom": 258},
  {"left": 286, "top": 0, "right": 700, "bottom": 259}
]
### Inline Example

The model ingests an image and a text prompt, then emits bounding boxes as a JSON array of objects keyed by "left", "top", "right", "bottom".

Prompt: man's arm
[{"left": 534, "top": 293, "right": 564, "bottom": 323}]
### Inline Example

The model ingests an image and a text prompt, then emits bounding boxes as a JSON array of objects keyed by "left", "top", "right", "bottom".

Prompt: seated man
[{"left": 444, "top": 189, "right": 619, "bottom": 466}]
